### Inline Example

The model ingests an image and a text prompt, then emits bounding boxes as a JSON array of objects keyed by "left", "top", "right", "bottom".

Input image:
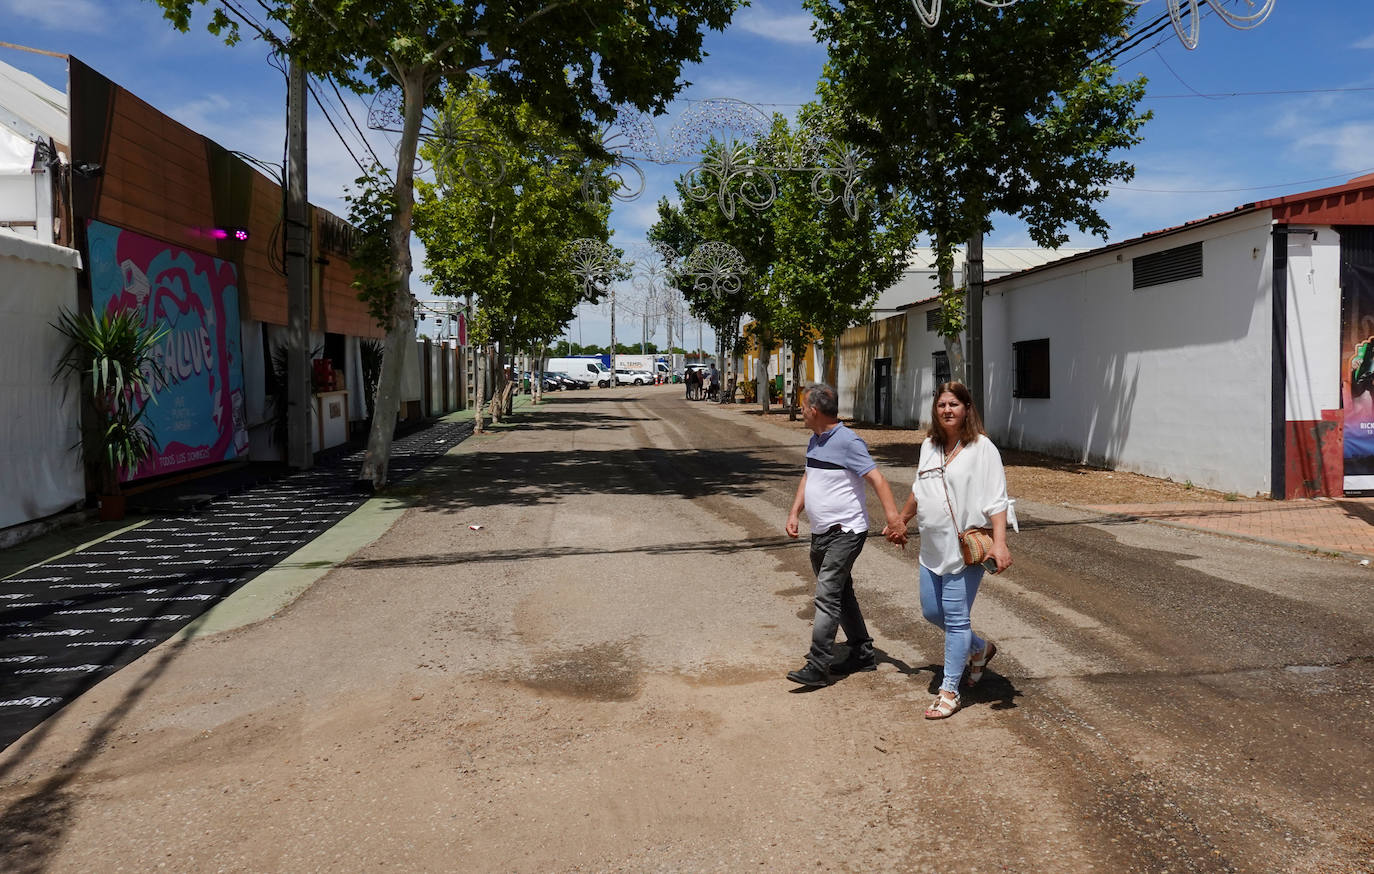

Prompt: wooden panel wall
[{"left": 80, "top": 68, "right": 376, "bottom": 336}]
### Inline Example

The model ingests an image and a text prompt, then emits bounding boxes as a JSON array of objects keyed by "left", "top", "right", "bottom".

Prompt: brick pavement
[{"left": 1083, "top": 497, "right": 1374, "bottom": 559}]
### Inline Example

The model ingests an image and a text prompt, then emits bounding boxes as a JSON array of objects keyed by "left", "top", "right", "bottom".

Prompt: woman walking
[{"left": 885, "top": 382, "right": 1013, "bottom": 719}]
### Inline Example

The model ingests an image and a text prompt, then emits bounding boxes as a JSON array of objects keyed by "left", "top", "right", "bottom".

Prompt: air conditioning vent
[{"left": 1133, "top": 241, "right": 1203, "bottom": 290}]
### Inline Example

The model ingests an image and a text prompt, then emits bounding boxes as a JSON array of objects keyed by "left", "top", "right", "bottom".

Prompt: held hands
[{"left": 882, "top": 515, "right": 909, "bottom": 548}]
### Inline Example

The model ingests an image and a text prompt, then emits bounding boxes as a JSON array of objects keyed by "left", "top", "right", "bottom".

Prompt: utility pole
[
  {"left": 609, "top": 285, "right": 617, "bottom": 376},
  {"left": 285, "top": 54, "right": 313, "bottom": 470},
  {"left": 966, "top": 232, "right": 985, "bottom": 412}
]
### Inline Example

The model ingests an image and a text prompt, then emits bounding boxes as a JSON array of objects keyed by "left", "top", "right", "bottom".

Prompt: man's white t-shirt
[{"left": 804, "top": 423, "right": 876, "bottom": 534}]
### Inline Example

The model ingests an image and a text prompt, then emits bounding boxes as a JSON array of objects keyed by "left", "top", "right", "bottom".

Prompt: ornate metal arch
[
  {"left": 911, "top": 0, "right": 1276, "bottom": 50},
  {"left": 564, "top": 239, "right": 622, "bottom": 295},
  {"left": 680, "top": 242, "right": 748, "bottom": 297}
]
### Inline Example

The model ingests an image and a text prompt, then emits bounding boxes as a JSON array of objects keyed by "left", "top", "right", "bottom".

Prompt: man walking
[{"left": 784, "top": 384, "right": 906, "bottom": 687}]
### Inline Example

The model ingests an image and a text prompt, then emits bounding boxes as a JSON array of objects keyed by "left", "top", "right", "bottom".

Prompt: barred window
[
  {"left": 1013, "top": 339, "right": 1050, "bottom": 399},
  {"left": 932, "top": 351, "right": 950, "bottom": 392}
]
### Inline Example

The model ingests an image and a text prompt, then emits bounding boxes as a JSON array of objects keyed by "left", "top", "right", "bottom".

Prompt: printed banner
[
  {"left": 1342, "top": 261, "right": 1374, "bottom": 493},
  {"left": 87, "top": 220, "right": 248, "bottom": 482}
]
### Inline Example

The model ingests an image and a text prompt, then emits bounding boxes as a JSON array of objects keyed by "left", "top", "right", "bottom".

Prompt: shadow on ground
[{"left": 417, "top": 445, "right": 795, "bottom": 512}]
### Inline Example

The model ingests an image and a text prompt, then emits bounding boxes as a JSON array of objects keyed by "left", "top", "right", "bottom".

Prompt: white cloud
[
  {"left": 2, "top": 0, "right": 102, "bottom": 31},
  {"left": 733, "top": 9, "right": 818, "bottom": 47},
  {"left": 1354, "top": 32, "right": 1374, "bottom": 49}
]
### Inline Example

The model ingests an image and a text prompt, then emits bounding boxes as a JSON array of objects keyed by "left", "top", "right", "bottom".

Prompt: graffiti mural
[{"left": 86, "top": 220, "right": 248, "bottom": 481}]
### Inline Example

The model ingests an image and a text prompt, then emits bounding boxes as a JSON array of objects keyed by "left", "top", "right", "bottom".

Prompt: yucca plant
[{"left": 53, "top": 308, "right": 169, "bottom": 496}]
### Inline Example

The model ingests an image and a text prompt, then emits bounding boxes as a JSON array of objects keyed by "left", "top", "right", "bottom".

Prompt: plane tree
[
  {"left": 413, "top": 80, "right": 613, "bottom": 431},
  {"left": 155, "top": 0, "right": 738, "bottom": 486},
  {"left": 805, "top": 0, "right": 1149, "bottom": 388}
]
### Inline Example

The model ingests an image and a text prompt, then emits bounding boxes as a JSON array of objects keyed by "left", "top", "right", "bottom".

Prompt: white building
[{"left": 837, "top": 176, "right": 1374, "bottom": 498}]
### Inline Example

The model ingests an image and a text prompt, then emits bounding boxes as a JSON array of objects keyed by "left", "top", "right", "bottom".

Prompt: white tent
[{"left": 0, "top": 56, "right": 68, "bottom": 241}]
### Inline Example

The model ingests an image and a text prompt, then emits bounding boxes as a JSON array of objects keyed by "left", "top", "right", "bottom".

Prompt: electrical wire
[
  {"left": 306, "top": 81, "right": 368, "bottom": 174},
  {"left": 326, "top": 75, "right": 383, "bottom": 167}
]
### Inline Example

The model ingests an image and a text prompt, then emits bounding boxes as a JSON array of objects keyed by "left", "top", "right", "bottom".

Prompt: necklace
[{"left": 942, "top": 439, "right": 963, "bottom": 468}]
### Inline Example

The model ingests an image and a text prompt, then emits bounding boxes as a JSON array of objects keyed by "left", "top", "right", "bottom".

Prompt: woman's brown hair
[{"left": 928, "top": 381, "right": 986, "bottom": 448}]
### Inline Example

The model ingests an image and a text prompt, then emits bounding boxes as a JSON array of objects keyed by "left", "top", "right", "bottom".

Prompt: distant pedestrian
[
  {"left": 785, "top": 384, "right": 906, "bottom": 687},
  {"left": 884, "top": 381, "right": 1014, "bottom": 719},
  {"left": 685, "top": 367, "right": 700, "bottom": 400},
  {"left": 706, "top": 364, "right": 720, "bottom": 401}
]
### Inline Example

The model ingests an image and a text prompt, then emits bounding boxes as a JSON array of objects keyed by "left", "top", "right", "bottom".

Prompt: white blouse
[{"left": 911, "top": 434, "right": 1012, "bottom": 575}]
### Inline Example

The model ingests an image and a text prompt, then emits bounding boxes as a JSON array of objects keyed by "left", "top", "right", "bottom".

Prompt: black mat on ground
[{"left": 0, "top": 420, "right": 474, "bottom": 751}]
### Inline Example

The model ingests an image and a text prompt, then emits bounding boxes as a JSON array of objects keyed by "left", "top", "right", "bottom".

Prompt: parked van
[{"left": 545, "top": 357, "right": 613, "bottom": 387}]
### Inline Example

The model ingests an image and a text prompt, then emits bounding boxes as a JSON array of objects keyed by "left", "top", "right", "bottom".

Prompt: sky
[{"left": 5, "top": 0, "right": 1374, "bottom": 351}]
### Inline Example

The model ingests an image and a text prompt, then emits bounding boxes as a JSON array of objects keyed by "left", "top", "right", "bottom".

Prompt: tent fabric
[{"left": 0, "top": 57, "right": 69, "bottom": 148}]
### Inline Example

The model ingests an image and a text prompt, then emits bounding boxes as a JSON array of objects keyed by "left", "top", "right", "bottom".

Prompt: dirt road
[{"left": 2, "top": 385, "right": 1370, "bottom": 873}]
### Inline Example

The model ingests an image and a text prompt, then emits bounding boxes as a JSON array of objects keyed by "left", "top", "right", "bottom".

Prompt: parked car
[
  {"left": 614, "top": 368, "right": 654, "bottom": 386},
  {"left": 539, "top": 372, "right": 564, "bottom": 391},
  {"left": 559, "top": 372, "right": 593, "bottom": 389}
]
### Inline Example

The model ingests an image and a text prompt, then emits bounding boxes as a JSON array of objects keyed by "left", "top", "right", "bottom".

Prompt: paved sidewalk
[
  {"left": 1082, "top": 497, "right": 1374, "bottom": 559},
  {"left": 0, "top": 410, "right": 491, "bottom": 750}
]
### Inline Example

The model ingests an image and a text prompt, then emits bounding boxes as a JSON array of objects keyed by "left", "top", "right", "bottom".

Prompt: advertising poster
[
  {"left": 86, "top": 220, "right": 248, "bottom": 482},
  {"left": 1342, "top": 261, "right": 1374, "bottom": 494}
]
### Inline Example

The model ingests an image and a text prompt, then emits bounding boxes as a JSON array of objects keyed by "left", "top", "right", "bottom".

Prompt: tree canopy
[
  {"left": 805, "top": 0, "right": 1150, "bottom": 342},
  {"left": 414, "top": 79, "right": 612, "bottom": 357},
  {"left": 155, "top": 0, "right": 739, "bottom": 485}
]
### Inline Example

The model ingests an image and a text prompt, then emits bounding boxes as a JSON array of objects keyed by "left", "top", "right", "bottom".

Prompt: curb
[{"left": 1065, "top": 503, "right": 1374, "bottom": 564}]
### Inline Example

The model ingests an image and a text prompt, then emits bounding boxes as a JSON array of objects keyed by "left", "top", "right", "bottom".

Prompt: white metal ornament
[{"left": 910, "top": 0, "right": 1275, "bottom": 50}]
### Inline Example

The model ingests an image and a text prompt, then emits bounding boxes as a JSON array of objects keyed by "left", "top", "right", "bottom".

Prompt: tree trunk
[
  {"left": 489, "top": 345, "right": 504, "bottom": 424},
  {"left": 937, "top": 234, "right": 967, "bottom": 385},
  {"left": 474, "top": 344, "right": 487, "bottom": 434},
  {"left": 758, "top": 345, "right": 771, "bottom": 414},
  {"left": 789, "top": 346, "right": 804, "bottom": 422},
  {"left": 358, "top": 67, "right": 425, "bottom": 489}
]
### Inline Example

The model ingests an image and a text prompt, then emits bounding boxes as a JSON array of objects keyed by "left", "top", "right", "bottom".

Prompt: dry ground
[{"left": 727, "top": 405, "right": 1237, "bottom": 505}]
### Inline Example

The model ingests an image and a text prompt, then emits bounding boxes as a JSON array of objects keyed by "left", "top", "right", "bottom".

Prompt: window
[
  {"left": 1132, "top": 241, "right": 1203, "bottom": 290},
  {"left": 925, "top": 307, "right": 942, "bottom": 332},
  {"left": 932, "top": 351, "right": 950, "bottom": 392},
  {"left": 1013, "top": 339, "right": 1050, "bottom": 398}
]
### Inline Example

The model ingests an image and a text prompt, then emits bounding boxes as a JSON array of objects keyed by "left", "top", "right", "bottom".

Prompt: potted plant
[{"left": 53, "top": 307, "right": 168, "bottom": 521}]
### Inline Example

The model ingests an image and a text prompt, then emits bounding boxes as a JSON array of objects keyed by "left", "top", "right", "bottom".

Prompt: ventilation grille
[
  {"left": 925, "top": 307, "right": 942, "bottom": 332},
  {"left": 1133, "top": 242, "right": 1203, "bottom": 290}
]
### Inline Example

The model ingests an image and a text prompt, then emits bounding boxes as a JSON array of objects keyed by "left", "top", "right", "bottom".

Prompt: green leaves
[
  {"left": 413, "top": 79, "right": 612, "bottom": 351},
  {"left": 52, "top": 308, "right": 169, "bottom": 493},
  {"left": 806, "top": 0, "right": 1149, "bottom": 339}
]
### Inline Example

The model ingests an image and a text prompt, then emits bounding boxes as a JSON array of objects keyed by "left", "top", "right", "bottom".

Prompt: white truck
[
  {"left": 612, "top": 355, "right": 674, "bottom": 381},
  {"left": 544, "top": 357, "right": 613, "bottom": 387}
]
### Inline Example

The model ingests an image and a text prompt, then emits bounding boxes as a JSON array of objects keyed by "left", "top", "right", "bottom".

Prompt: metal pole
[
  {"left": 967, "top": 232, "right": 985, "bottom": 412},
  {"left": 285, "top": 55, "right": 313, "bottom": 470}
]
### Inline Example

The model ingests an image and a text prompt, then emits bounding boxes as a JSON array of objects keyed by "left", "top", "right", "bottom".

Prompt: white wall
[
  {"left": 1284, "top": 228, "right": 1342, "bottom": 421},
  {"left": 0, "top": 233, "right": 84, "bottom": 529},
  {"left": 983, "top": 212, "right": 1275, "bottom": 495}
]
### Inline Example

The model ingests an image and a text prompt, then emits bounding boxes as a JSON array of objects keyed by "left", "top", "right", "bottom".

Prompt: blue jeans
[
  {"left": 807, "top": 528, "right": 874, "bottom": 671},
  {"left": 919, "top": 563, "right": 987, "bottom": 694}
]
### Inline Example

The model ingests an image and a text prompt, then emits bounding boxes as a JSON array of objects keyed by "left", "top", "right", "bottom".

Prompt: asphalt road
[{"left": 0, "top": 385, "right": 1369, "bottom": 873}]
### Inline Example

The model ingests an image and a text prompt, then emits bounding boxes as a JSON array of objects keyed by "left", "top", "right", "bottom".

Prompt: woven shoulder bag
[{"left": 938, "top": 441, "right": 994, "bottom": 567}]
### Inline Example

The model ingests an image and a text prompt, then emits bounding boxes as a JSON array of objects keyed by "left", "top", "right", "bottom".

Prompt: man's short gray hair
[{"left": 803, "top": 384, "right": 839, "bottom": 418}]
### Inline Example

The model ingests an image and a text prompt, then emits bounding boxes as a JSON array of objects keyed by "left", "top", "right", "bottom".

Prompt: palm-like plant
[{"left": 53, "top": 308, "right": 169, "bottom": 496}]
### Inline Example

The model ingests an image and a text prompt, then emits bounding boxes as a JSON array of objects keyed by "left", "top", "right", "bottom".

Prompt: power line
[
  {"left": 306, "top": 81, "right": 367, "bottom": 174},
  {"left": 309, "top": 74, "right": 380, "bottom": 169},
  {"left": 325, "top": 75, "right": 383, "bottom": 167},
  {"left": 1109, "top": 166, "right": 1374, "bottom": 194}
]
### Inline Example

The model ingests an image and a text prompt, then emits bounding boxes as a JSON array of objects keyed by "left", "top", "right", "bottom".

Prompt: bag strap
[{"left": 937, "top": 440, "right": 963, "bottom": 532}]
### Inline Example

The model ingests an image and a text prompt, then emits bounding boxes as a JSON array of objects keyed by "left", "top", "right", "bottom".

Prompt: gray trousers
[{"left": 807, "top": 527, "right": 874, "bottom": 670}]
